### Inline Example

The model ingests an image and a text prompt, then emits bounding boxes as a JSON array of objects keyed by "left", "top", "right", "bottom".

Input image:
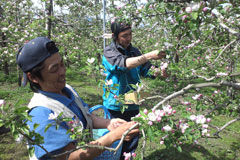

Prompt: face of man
[
  {"left": 32, "top": 53, "right": 66, "bottom": 94},
  {"left": 116, "top": 29, "right": 132, "bottom": 49}
]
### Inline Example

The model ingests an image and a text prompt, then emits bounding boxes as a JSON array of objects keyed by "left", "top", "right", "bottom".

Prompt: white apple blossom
[
  {"left": 148, "top": 112, "right": 157, "bottom": 121},
  {"left": 185, "top": 7, "right": 192, "bottom": 13},
  {"left": 181, "top": 101, "right": 191, "bottom": 106},
  {"left": 196, "top": 115, "right": 206, "bottom": 124},
  {"left": 48, "top": 112, "right": 58, "bottom": 120},
  {"left": 190, "top": 115, "right": 197, "bottom": 121},
  {"left": 163, "top": 125, "right": 172, "bottom": 132},
  {"left": 192, "top": 94, "right": 203, "bottom": 100},
  {"left": 160, "top": 62, "right": 168, "bottom": 70},
  {"left": 0, "top": 99, "right": 5, "bottom": 107},
  {"left": 202, "top": 124, "right": 208, "bottom": 129},
  {"left": 162, "top": 105, "right": 172, "bottom": 114},
  {"left": 155, "top": 109, "right": 165, "bottom": 117},
  {"left": 192, "top": 3, "right": 201, "bottom": 11},
  {"left": 2, "top": 27, "right": 8, "bottom": 31},
  {"left": 180, "top": 123, "right": 189, "bottom": 130},
  {"left": 202, "top": 128, "right": 208, "bottom": 134},
  {"left": 15, "top": 134, "right": 24, "bottom": 144},
  {"left": 216, "top": 72, "right": 228, "bottom": 77},
  {"left": 106, "top": 79, "right": 113, "bottom": 85},
  {"left": 123, "top": 152, "right": 131, "bottom": 160},
  {"left": 87, "top": 57, "right": 95, "bottom": 64}
]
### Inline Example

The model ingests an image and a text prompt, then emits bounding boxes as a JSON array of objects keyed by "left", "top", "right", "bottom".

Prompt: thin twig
[
  {"left": 139, "top": 95, "right": 165, "bottom": 104},
  {"left": 141, "top": 129, "right": 146, "bottom": 160},
  {"left": 213, "top": 39, "right": 237, "bottom": 64}
]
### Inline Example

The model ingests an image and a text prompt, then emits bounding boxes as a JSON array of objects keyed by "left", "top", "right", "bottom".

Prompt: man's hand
[
  {"left": 112, "top": 121, "right": 139, "bottom": 141},
  {"left": 107, "top": 118, "right": 126, "bottom": 131},
  {"left": 145, "top": 50, "right": 166, "bottom": 60}
]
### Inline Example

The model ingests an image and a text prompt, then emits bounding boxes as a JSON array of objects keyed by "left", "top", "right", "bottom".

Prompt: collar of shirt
[
  {"left": 38, "top": 87, "right": 74, "bottom": 106},
  {"left": 112, "top": 42, "right": 135, "bottom": 57}
]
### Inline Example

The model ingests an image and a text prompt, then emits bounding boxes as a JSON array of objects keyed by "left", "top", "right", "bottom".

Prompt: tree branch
[
  {"left": 213, "top": 117, "right": 240, "bottom": 137},
  {"left": 153, "top": 81, "right": 240, "bottom": 110}
]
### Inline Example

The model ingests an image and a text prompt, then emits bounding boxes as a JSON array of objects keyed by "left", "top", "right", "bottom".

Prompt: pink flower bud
[
  {"left": 206, "top": 118, "right": 211, "bottom": 123},
  {"left": 71, "top": 128, "right": 74, "bottom": 132},
  {"left": 160, "top": 141, "right": 164, "bottom": 144},
  {"left": 143, "top": 109, "right": 148, "bottom": 114},
  {"left": 182, "top": 15, "right": 188, "bottom": 23},
  {"left": 172, "top": 110, "right": 176, "bottom": 114},
  {"left": 69, "top": 121, "right": 74, "bottom": 124},
  {"left": 148, "top": 121, "right": 153, "bottom": 126},
  {"left": 114, "top": 95, "right": 118, "bottom": 99},
  {"left": 202, "top": 7, "right": 208, "bottom": 12},
  {"left": 157, "top": 117, "right": 162, "bottom": 122},
  {"left": 132, "top": 153, "right": 136, "bottom": 157}
]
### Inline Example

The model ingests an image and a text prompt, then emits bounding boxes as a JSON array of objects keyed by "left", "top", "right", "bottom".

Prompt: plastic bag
[{"left": 89, "top": 105, "right": 122, "bottom": 160}]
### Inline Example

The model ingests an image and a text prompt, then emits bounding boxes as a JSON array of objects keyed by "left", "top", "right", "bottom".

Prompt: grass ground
[{"left": 0, "top": 69, "right": 239, "bottom": 160}]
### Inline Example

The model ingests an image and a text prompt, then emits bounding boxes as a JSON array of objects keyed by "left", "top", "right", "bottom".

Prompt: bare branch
[
  {"left": 194, "top": 75, "right": 216, "bottom": 81},
  {"left": 141, "top": 129, "right": 146, "bottom": 159},
  {"left": 153, "top": 81, "right": 240, "bottom": 110},
  {"left": 213, "top": 117, "right": 240, "bottom": 137},
  {"left": 213, "top": 39, "right": 237, "bottom": 64},
  {"left": 139, "top": 95, "right": 165, "bottom": 104}
]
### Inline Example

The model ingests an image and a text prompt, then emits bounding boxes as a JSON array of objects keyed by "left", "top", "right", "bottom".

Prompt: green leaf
[
  {"left": 34, "top": 123, "right": 40, "bottom": 130},
  {"left": 191, "top": 12, "right": 198, "bottom": 20},
  {"left": 58, "top": 112, "right": 63, "bottom": 118},
  {"left": 105, "top": 92, "right": 110, "bottom": 99},
  {"left": 177, "top": 146, "right": 182, "bottom": 152},
  {"left": 28, "top": 147, "right": 35, "bottom": 157},
  {"left": 147, "top": 127, "right": 154, "bottom": 141},
  {"left": 14, "top": 106, "right": 28, "bottom": 114},
  {"left": 44, "top": 123, "right": 52, "bottom": 133},
  {"left": 56, "top": 124, "right": 59, "bottom": 130}
]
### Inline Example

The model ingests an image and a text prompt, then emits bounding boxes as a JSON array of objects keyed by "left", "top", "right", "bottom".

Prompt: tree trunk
[
  {"left": 2, "top": 61, "right": 9, "bottom": 76},
  {"left": 45, "top": 0, "right": 53, "bottom": 38}
]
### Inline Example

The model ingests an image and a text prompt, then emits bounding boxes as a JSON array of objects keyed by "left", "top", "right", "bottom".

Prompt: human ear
[{"left": 27, "top": 72, "right": 39, "bottom": 84}]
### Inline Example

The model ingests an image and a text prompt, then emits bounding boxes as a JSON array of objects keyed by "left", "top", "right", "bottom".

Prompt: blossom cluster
[
  {"left": 123, "top": 152, "right": 136, "bottom": 160},
  {"left": 189, "top": 114, "right": 211, "bottom": 136},
  {"left": 179, "top": 39, "right": 201, "bottom": 52},
  {"left": 136, "top": 105, "right": 176, "bottom": 126},
  {"left": 149, "top": 62, "right": 168, "bottom": 77}
]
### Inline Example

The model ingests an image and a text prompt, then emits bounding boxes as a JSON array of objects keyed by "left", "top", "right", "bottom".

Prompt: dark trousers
[{"left": 108, "top": 109, "right": 139, "bottom": 160}]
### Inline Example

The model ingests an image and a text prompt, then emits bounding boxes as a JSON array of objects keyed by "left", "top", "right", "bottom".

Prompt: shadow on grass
[
  {"left": 81, "top": 92, "right": 103, "bottom": 106},
  {"left": 144, "top": 144, "right": 220, "bottom": 160},
  {"left": 217, "top": 141, "right": 240, "bottom": 160}
]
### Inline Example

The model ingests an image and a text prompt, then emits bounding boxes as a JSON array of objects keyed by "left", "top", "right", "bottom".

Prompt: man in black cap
[
  {"left": 16, "top": 37, "right": 139, "bottom": 159},
  {"left": 102, "top": 19, "right": 167, "bottom": 159}
]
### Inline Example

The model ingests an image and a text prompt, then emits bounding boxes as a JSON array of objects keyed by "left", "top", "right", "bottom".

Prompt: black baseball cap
[{"left": 16, "top": 37, "right": 59, "bottom": 73}]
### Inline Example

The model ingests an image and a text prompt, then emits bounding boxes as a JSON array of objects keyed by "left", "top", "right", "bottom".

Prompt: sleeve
[
  {"left": 27, "top": 106, "right": 74, "bottom": 159},
  {"left": 102, "top": 46, "right": 128, "bottom": 74},
  {"left": 132, "top": 47, "right": 152, "bottom": 77}
]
